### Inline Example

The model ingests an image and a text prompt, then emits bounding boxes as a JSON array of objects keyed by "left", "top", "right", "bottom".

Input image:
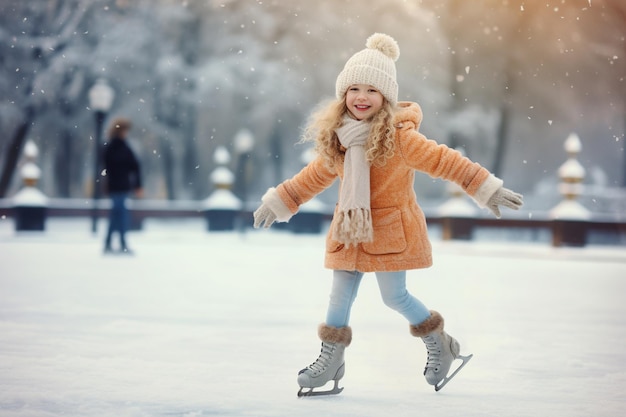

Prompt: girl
[{"left": 253, "top": 33, "right": 523, "bottom": 396}]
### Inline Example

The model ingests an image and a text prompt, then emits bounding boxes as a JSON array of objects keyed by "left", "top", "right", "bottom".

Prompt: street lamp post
[
  {"left": 88, "top": 79, "right": 115, "bottom": 234},
  {"left": 233, "top": 129, "right": 255, "bottom": 201}
]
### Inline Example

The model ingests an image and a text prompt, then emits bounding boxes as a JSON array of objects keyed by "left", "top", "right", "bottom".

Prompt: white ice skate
[
  {"left": 297, "top": 341, "right": 346, "bottom": 397},
  {"left": 410, "top": 310, "right": 472, "bottom": 391},
  {"left": 297, "top": 324, "right": 352, "bottom": 397},
  {"left": 422, "top": 330, "right": 473, "bottom": 391}
]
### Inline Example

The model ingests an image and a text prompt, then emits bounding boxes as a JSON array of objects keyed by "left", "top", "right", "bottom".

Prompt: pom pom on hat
[
  {"left": 366, "top": 33, "right": 400, "bottom": 62},
  {"left": 335, "top": 33, "right": 400, "bottom": 106}
]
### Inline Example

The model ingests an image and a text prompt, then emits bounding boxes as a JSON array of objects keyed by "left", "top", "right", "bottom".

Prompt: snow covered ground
[{"left": 1, "top": 218, "right": 625, "bottom": 417}]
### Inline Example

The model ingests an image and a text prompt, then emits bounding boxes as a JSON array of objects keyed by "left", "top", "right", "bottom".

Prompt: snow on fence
[
  {"left": 0, "top": 197, "right": 624, "bottom": 247},
  {"left": 1, "top": 133, "right": 624, "bottom": 246}
]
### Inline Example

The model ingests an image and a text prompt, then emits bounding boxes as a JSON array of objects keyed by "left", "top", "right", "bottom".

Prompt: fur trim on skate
[
  {"left": 318, "top": 324, "right": 352, "bottom": 347},
  {"left": 409, "top": 310, "right": 444, "bottom": 338}
]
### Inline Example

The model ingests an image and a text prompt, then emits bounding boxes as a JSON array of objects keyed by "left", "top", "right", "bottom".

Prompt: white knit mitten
[
  {"left": 253, "top": 203, "right": 278, "bottom": 229},
  {"left": 486, "top": 187, "right": 523, "bottom": 218}
]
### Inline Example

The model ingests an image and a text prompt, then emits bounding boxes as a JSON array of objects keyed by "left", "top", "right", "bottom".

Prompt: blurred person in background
[{"left": 102, "top": 117, "right": 143, "bottom": 255}]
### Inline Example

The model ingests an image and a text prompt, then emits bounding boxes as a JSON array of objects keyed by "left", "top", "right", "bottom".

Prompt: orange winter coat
[{"left": 275, "top": 102, "right": 497, "bottom": 272}]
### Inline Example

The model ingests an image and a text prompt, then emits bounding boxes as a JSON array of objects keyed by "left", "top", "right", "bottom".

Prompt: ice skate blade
[
  {"left": 434, "top": 353, "right": 473, "bottom": 392},
  {"left": 297, "top": 380, "right": 343, "bottom": 397}
]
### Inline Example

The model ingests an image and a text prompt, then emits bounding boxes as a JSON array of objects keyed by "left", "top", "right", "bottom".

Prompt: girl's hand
[
  {"left": 486, "top": 187, "right": 523, "bottom": 218},
  {"left": 253, "top": 203, "right": 278, "bottom": 229}
]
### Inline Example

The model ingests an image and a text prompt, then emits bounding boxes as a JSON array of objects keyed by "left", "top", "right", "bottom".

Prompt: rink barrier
[
  {"left": 1, "top": 198, "right": 624, "bottom": 247},
  {"left": 433, "top": 215, "right": 624, "bottom": 247}
]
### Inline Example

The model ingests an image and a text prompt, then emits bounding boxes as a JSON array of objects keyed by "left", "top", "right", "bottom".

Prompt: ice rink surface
[{"left": 1, "top": 219, "right": 625, "bottom": 417}]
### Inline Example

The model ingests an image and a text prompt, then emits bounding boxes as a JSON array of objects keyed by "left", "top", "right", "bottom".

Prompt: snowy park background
[
  {"left": 1, "top": 1, "right": 626, "bottom": 415},
  {"left": 1, "top": 218, "right": 625, "bottom": 417},
  {"left": 1, "top": 0, "right": 625, "bottom": 205}
]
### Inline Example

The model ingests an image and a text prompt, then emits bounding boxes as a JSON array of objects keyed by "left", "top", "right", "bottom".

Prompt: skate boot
[
  {"left": 410, "top": 310, "right": 473, "bottom": 391},
  {"left": 297, "top": 324, "right": 352, "bottom": 397}
]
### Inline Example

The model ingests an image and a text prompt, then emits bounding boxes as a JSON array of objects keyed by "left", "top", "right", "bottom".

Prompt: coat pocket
[
  {"left": 326, "top": 232, "right": 344, "bottom": 253},
  {"left": 361, "top": 207, "right": 407, "bottom": 255}
]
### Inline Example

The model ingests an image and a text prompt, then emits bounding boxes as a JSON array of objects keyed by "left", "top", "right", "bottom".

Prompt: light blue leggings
[{"left": 325, "top": 270, "right": 431, "bottom": 328}]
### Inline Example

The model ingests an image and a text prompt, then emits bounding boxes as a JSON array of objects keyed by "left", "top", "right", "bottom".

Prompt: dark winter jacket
[{"left": 103, "top": 137, "right": 141, "bottom": 193}]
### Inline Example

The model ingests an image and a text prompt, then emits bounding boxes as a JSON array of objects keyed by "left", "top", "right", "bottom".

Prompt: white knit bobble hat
[{"left": 335, "top": 33, "right": 400, "bottom": 106}]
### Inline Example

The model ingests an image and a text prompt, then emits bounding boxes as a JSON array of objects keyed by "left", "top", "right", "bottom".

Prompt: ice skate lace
[
  {"left": 307, "top": 342, "right": 335, "bottom": 375},
  {"left": 423, "top": 335, "right": 442, "bottom": 370}
]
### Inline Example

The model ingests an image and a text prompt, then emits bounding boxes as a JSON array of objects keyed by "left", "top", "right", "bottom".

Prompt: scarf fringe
[{"left": 332, "top": 208, "right": 374, "bottom": 248}]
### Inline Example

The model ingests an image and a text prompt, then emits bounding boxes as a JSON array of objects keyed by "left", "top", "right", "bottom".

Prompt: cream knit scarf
[{"left": 332, "top": 116, "right": 373, "bottom": 248}]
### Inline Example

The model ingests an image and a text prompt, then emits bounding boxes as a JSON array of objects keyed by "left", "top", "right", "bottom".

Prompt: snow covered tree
[
  {"left": 1, "top": 0, "right": 623, "bottom": 203},
  {"left": 0, "top": 0, "right": 92, "bottom": 197},
  {"left": 419, "top": 0, "right": 626, "bottom": 191}
]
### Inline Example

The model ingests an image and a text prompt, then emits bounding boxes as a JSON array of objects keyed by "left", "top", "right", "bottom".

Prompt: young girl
[{"left": 253, "top": 33, "right": 523, "bottom": 396}]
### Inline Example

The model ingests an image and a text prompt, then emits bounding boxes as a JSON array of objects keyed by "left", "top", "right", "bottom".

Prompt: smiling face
[{"left": 345, "top": 84, "right": 384, "bottom": 120}]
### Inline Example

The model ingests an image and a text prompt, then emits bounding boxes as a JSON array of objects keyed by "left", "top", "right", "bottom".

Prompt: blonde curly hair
[{"left": 301, "top": 97, "right": 396, "bottom": 169}]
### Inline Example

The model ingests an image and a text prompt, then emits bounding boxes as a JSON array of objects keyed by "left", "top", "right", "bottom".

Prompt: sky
[{"left": 0, "top": 218, "right": 625, "bottom": 417}]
